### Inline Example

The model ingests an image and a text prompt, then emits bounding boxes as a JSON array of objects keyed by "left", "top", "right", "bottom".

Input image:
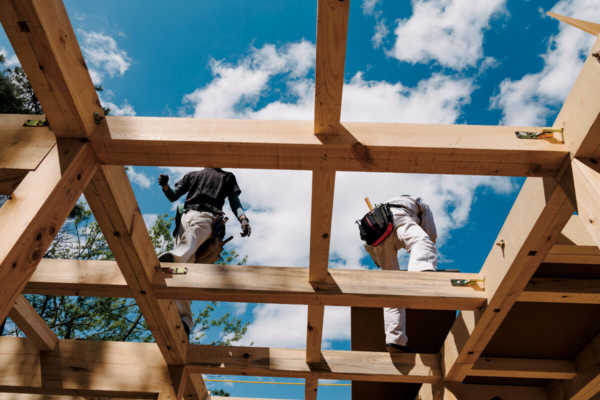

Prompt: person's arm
[
  {"left": 228, "top": 193, "right": 251, "bottom": 237},
  {"left": 417, "top": 199, "right": 437, "bottom": 243},
  {"left": 158, "top": 174, "right": 189, "bottom": 202}
]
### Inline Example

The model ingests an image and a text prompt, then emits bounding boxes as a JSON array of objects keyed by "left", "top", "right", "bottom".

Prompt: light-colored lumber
[
  {"left": 443, "top": 176, "right": 575, "bottom": 381},
  {"left": 96, "top": 116, "right": 568, "bottom": 176},
  {"left": 306, "top": 305, "right": 324, "bottom": 364},
  {"left": 470, "top": 357, "right": 577, "bottom": 380},
  {"left": 553, "top": 38, "right": 600, "bottom": 159},
  {"left": 572, "top": 158, "right": 600, "bottom": 248},
  {"left": 440, "top": 383, "right": 548, "bottom": 400},
  {"left": 0, "top": 143, "right": 97, "bottom": 321},
  {"left": 309, "top": 168, "right": 335, "bottom": 282},
  {"left": 314, "top": 0, "right": 350, "bottom": 134},
  {"left": 169, "top": 366, "right": 208, "bottom": 400},
  {"left": 24, "top": 259, "right": 487, "bottom": 310},
  {"left": 0, "top": 1, "right": 104, "bottom": 138},
  {"left": 547, "top": 12, "right": 600, "bottom": 36},
  {"left": 84, "top": 166, "right": 188, "bottom": 364},
  {"left": 550, "top": 333, "right": 600, "bottom": 400},
  {"left": 519, "top": 277, "right": 600, "bottom": 304},
  {"left": 546, "top": 206, "right": 600, "bottom": 264},
  {"left": 0, "top": 116, "right": 55, "bottom": 170},
  {"left": 186, "top": 344, "right": 441, "bottom": 383},
  {"left": 0, "top": 336, "right": 170, "bottom": 396},
  {"left": 305, "top": 377, "right": 318, "bottom": 400},
  {"left": 8, "top": 295, "right": 57, "bottom": 352}
]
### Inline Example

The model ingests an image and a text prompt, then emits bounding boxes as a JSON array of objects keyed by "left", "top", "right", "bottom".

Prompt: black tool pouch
[{"left": 357, "top": 204, "right": 394, "bottom": 246}]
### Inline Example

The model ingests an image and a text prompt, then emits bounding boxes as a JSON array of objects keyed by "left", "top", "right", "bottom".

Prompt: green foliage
[
  {"left": 0, "top": 56, "right": 27, "bottom": 114},
  {"left": 211, "top": 389, "right": 230, "bottom": 396}
]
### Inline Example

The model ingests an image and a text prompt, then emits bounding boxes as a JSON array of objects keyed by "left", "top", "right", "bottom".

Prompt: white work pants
[
  {"left": 166, "top": 210, "right": 215, "bottom": 332},
  {"left": 365, "top": 208, "right": 437, "bottom": 346}
]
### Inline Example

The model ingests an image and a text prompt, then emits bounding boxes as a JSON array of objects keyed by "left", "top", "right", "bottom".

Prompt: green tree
[{"left": 0, "top": 55, "right": 26, "bottom": 113}]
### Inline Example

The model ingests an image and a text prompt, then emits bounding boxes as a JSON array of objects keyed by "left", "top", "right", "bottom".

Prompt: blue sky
[{"left": 2, "top": 0, "right": 600, "bottom": 398}]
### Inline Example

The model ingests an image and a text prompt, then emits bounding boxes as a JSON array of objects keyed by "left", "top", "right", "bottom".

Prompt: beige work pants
[{"left": 365, "top": 208, "right": 437, "bottom": 346}]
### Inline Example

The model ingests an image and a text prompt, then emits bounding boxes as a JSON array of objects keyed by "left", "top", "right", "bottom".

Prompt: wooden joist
[
  {"left": 314, "top": 0, "right": 350, "bottom": 134},
  {"left": 305, "top": 377, "right": 318, "bottom": 400},
  {"left": 93, "top": 116, "right": 570, "bottom": 176},
  {"left": 469, "top": 357, "right": 577, "bottom": 380},
  {"left": 186, "top": 344, "right": 441, "bottom": 383},
  {"left": 572, "top": 158, "right": 600, "bottom": 248},
  {"left": 546, "top": 215, "right": 600, "bottom": 264},
  {"left": 418, "top": 383, "right": 550, "bottom": 400},
  {"left": 0, "top": 144, "right": 97, "bottom": 321},
  {"left": 8, "top": 295, "right": 57, "bottom": 352},
  {"left": 442, "top": 176, "right": 576, "bottom": 381},
  {"left": 24, "top": 259, "right": 487, "bottom": 310},
  {"left": 519, "top": 277, "right": 600, "bottom": 304}
]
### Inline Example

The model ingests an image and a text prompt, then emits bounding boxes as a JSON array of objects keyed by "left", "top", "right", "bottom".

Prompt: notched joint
[{"left": 17, "top": 21, "right": 30, "bottom": 32}]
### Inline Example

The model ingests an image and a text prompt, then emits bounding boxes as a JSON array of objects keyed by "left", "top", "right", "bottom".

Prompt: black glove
[
  {"left": 240, "top": 216, "right": 251, "bottom": 237},
  {"left": 158, "top": 174, "right": 169, "bottom": 186}
]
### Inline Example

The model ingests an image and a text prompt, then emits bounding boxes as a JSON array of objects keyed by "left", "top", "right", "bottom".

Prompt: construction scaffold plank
[
  {"left": 8, "top": 295, "right": 57, "bottom": 352},
  {"left": 24, "top": 259, "right": 487, "bottom": 310},
  {"left": 93, "top": 116, "right": 570, "bottom": 176}
]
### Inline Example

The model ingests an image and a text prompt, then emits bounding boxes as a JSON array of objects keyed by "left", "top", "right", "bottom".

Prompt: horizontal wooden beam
[
  {"left": 519, "top": 277, "right": 600, "bottom": 304},
  {"left": 0, "top": 116, "right": 55, "bottom": 170},
  {"left": 8, "top": 295, "right": 57, "bottom": 351},
  {"left": 546, "top": 215, "right": 600, "bottom": 264},
  {"left": 84, "top": 115, "right": 569, "bottom": 176},
  {"left": 24, "top": 259, "right": 486, "bottom": 310},
  {"left": 418, "top": 383, "right": 550, "bottom": 400},
  {"left": 186, "top": 344, "right": 441, "bottom": 383},
  {"left": 470, "top": 357, "right": 577, "bottom": 380}
]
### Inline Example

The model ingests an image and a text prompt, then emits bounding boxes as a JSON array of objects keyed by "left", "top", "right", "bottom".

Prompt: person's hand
[
  {"left": 158, "top": 174, "right": 169, "bottom": 187},
  {"left": 240, "top": 216, "right": 251, "bottom": 237}
]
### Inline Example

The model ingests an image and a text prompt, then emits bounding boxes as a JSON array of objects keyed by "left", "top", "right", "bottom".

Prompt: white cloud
[
  {"left": 388, "top": 0, "right": 506, "bottom": 69},
  {"left": 102, "top": 98, "right": 136, "bottom": 116},
  {"left": 127, "top": 166, "right": 151, "bottom": 188},
  {"left": 362, "top": 0, "right": 381, "bottom": 16},
  {"left": 143, "top": 213, "right": 158, "bottom": 229},
  {"left": 491, "top": 0, "right": 600, "bottom": 125},
  {"left": 79, "top": 30, "right": 131, "bottom": 85},
  {"left": 372, "top": 19, "right": 390, "bottom": 48},
  {"left": 0, "top": 48, "right": 19, "bottom": 68}
]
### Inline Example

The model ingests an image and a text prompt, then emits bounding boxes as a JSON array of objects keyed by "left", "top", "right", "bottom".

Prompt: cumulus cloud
[
  {"left": 491, "top": 0, "right": 600, "bottom": 125},
  {"left": 362, "top": 0, "right": 381, "bottom": 16},
  {"left": 79, "top": 30, "right": 131, "bottom": 84},
  {"left": 127, "top": 166, "right": 151, "bottom": 188},
  {"left": 388, "top": 0, "right": 505, "bottom": 69}
]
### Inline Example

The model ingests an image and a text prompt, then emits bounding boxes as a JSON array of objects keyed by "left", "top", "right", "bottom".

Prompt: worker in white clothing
[
  {"left": 360, "top": 195, "right": 437, "bottom": 352},
  {"left": 157, "top": 168, "right": 251, "bottom": 339}
]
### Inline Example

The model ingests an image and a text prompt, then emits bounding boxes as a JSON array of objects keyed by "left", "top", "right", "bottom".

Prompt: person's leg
[
  {"left": 365, "top": 237, "right": 408, "bottom": 348},
  {"left": 394, "top": 213, "right": 437, "bottom": 272},
  {"left": 159, "top": 211, "right": 215, "bottom": 339}
]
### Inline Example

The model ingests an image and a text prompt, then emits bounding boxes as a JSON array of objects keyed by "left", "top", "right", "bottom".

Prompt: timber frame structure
[{"left": 0, "top": 1, "right": 599, "bottom": 399}]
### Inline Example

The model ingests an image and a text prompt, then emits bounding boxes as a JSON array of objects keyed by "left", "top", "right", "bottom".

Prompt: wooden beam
[
  {"left": 519, "top": 277, "right": 600, "bottom": 304},
  {"left": 442, "top": 176, "right": 575, "bottom": 381},
  {"left": 314, "top": 0, "right": 350, "bottom": 134},
  {"left": 0, "top": 336, "right": 169, "bottom": 397},
  {"left": 0, "top": 1, "right": 104, "bottom": 138},
  {"left": 0, "top": 143, "right": 97, "bottom": 321},
  {"left": 550, "top": 333, "right": 600, "bottom": 400},
  {"left": 84, "top": 166, "right": 188, "bottom": 364},
  {"left": 305, "top": 377, "right": 318, "bottom": 400},
  {"left": 546, "top": 214, "right": 600, "bottom": 264},
  {"left": 572, "top": 158, "right": 600, "bottom": 248},
  {"left": 0, "top": 169, "right": 28, "bottom": 195},
  {"left": 24, "top": 259, "right": 487, "bottom": 310},
  {"left": 186, "top": 344, "right": 441, "bottom": 383},
  {"left": 8, "top": 295, "right": 57, "bottom": 352},
  {"left": 306, "top": 305, "right": 324, "bottom": 364},
  {"left": 469, "top": 357, "right": 577, "bottom": 380},
  {"left": 418, "top": 383, "right": 549, "bottom": 400},
  {"left": 547, "top": 12, "right": 600, "bottom": 36},
  {"left": 95, "top": 116, "right": 569, "bottom": 176}
]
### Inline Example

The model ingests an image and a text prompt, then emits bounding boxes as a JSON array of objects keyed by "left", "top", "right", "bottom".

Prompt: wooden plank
[
  {"left": 0, "top": 169, "right": 28, "bottom": 195},
  {"left": 95, "top": 116, "right": 569, "bottom": 176},
  {"left": 0, "top": 336, "right": 169, "bottom": 396},
  {"left": 572, "top": 158, "right": 600, "bottom": 248},
  {"left": 546, "top": 214, "right": 600, "bottom": 263},
  {"left": 305, "top": 377, "right": 318, "bottom": 400},
  {"left": 442, "top": 176, "right": 575, "bottom": 381},
  {"left": 519, "top": 277, "right": 600, "bottom": 304},
  {"left": 306, "top": 305, "right": 324, "bottom": 364},
  {"left": 0, "top": 143, "right": 97, "bottom": 321},
  {"left": 548, "top": 12, "right": 600, "bottom": 40},
  {"left": 314, "top": 0, "right": 350, "bottom": 134},
  {"left": 0, "top": 116, "right": 56, "bottom": 170},
  {"left": 186, "top": 344, "right": 441, "bottom": 383},
  {"left": 470, "top": 357, "right": 577, "bottom": 380},
  {"left": 8, "top": 295, "right": 57, "bottom": 352},
  {"left": 440, "top": 383, "right": 548, "bottom": 400},
  {"left": 550, "top": 333, "right": 600, "bottom": 400},
  {"left": 24, "top": 259, "right": 487, "bottom": 310},
  {"left": 309, "top": 169, "right": 335, "bottom": 282},
  {"left": 553, "top": 38, "right": 600, "bottom": 159},
  {"left": 84, "top": 166, "right": 188, "bottom": 364},
  {"left": 0, "top": 1, "right": 104, "bottom": 138}
]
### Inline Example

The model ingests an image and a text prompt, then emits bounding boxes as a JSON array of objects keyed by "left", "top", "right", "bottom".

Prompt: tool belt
[{"left": 357, "top": 203, "right": 417, "bottom": 247}]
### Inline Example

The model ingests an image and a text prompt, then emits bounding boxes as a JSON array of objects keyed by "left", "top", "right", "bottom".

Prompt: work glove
[
  {"left": 240, "top": 215, "right": 251, "bottom": 237},
  {"left": 158, "top": 174, "right": 169, "bottom": 187}
]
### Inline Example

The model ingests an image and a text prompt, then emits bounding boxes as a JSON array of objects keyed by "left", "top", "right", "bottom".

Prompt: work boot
[{"left": 386, "top": 343, "right": 411, "bottom": 352}]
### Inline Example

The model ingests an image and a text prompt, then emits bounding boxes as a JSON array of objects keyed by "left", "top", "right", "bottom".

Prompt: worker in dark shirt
[{"left": 157, "top": 168, "right": 251, "bottom": 338}]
